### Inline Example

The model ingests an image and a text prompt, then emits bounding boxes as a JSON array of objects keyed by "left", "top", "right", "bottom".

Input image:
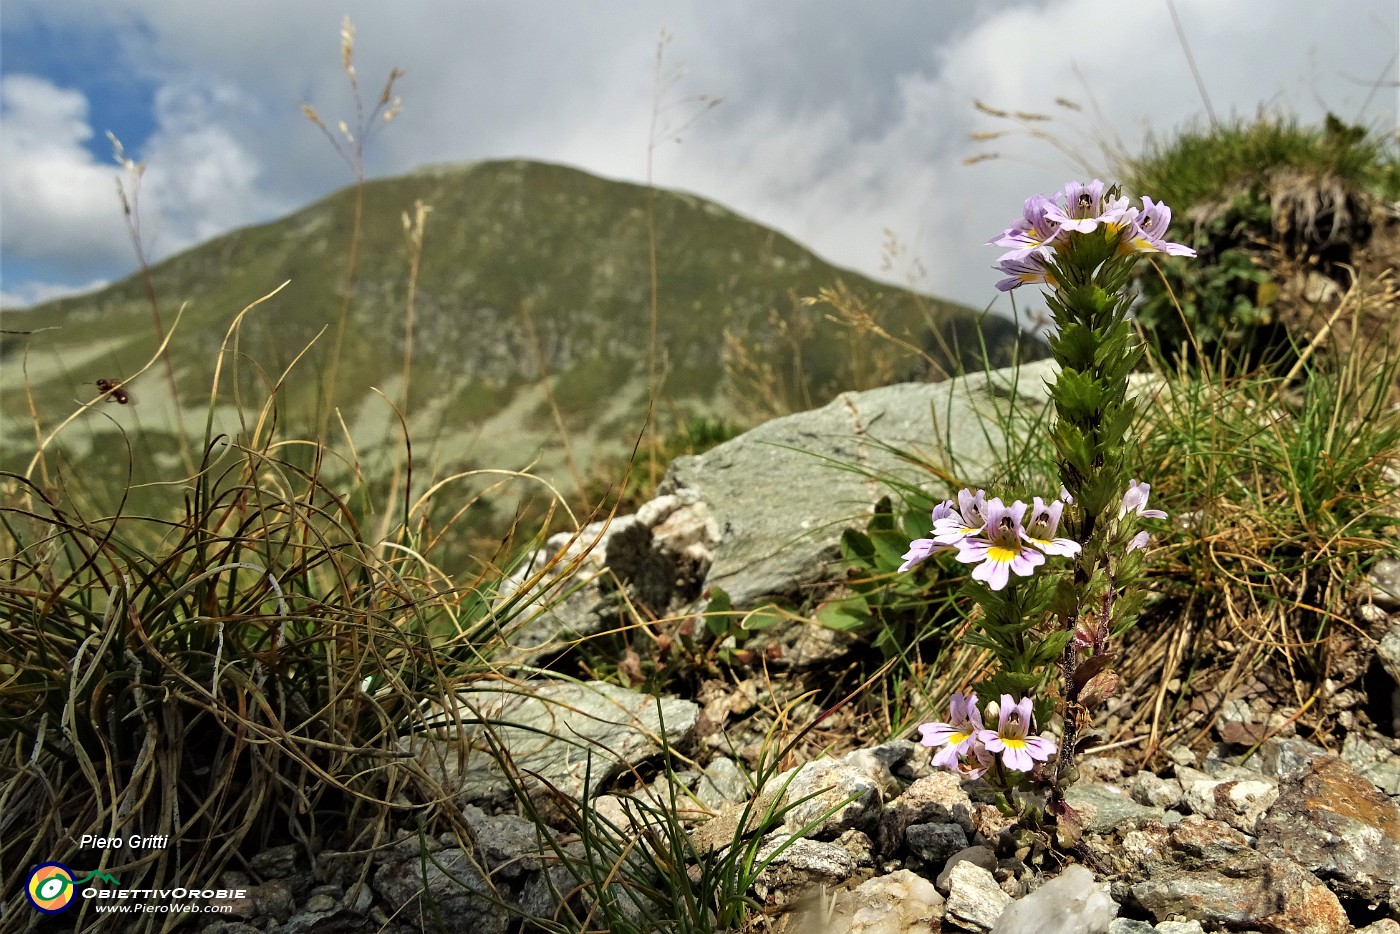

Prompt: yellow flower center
[{"left": 986, "top": 545, "right": 1019, "bottom": 563}]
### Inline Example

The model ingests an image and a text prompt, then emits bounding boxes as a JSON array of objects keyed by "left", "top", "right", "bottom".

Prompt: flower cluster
[
  {"left": 990, "top": 179, "right": 1195, "bottom": 292},
  {"left": 1121, "top": 478, "right": 1167, "bottom": 552},
  {"left": 898, "top": 489, "right": 1080, "bottom": 590},
  {"left": 918, "top": 692, "right": 1057, "bottom": 777}
]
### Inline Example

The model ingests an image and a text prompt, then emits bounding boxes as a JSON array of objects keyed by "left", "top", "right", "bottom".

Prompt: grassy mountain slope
[{"left": 0, "top": 159, "right": 1036, "bottom": 525}]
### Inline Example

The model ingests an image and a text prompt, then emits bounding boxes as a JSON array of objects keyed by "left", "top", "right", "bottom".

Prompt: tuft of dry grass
[
  {"left": 0, "top": 279, "right": 600, "bottom": 930},
  {"left": 1100, "top": 310, "right": 1400, "bottom": 763}
]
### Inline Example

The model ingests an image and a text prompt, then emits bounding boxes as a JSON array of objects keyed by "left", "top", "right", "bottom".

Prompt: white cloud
[
  {"left": 1, "top": 277, "right": 110, "bottom": 309},
  {"left": 136, "top": 79, "right": 289, "bottom": 255},
  {"left": 0, "top": 76, "right": 132, "bottom": 276},
  {"left": 0, "top": 72, "right": 290, "bottom": 294},
  {"left": 3, "top": 0, "right": 1397, "bottom": 311}
]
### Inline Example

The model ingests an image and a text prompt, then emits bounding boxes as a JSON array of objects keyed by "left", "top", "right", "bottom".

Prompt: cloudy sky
[{"left": 2, "top": 0, "right": 1397, "bottom": 319}]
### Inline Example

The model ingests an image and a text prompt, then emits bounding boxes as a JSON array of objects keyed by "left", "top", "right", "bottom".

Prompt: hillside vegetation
[{"left": 0, "top": 160, "right": 1034, "bottom": 540}]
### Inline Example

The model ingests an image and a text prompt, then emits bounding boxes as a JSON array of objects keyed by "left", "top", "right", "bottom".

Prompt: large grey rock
[
  {"left": 1251, "top": 735, "right": 1328, "bottom": 780},
  {"left": 1213, "top": 696, "right": 1293, "bottom": 746},
  {"left": 1129, "top": 771, "right": 1184, "bottom": 810},
  {"left": 751, "top": 835, "right": 859, "bottom": 904},
  {"left": 514, "top": 857, "right": 584, "bottom": 923},
  {"left": 405, "top": 680, "right": 698, "bottom": 804},
  {"left": 905, "top": 821, "right": 968, "bottom": 868},
  {"left": 936, "top": 845, "right": 999, "bottom": 894},
  {"left": 495, "top": 490, "right": 720, "bottom": 665},
  {"left": 695, "top": 755, "right": 750, "bottom": 809},
  {"left": 1122, "top": 816, "right": 1349, "bottom": 934},
  {"left": 1380, "top": 619, "right": 1400, "bottom": 684},
  {"left": 1152, "top": 924, "right": 1206, "bottom": 934},
  {"left": 250, "top": 845, "right": 300, "bottom": 878},
  {"left": 878, "top": 769, "right": 976, "bottom": 857},
  {"left": 658, "top": 360, "right": 1068, "bottom": 607},
  {"left": 1176, "top": 768, "right": 1278, "bottom": 834},
  {"left": 1342, "top": 732, "right": 1400, "bottom": 795},
  {"left": 761, "top": 746, "right": 899, "bottom": 840},
  {"left": 278, "top": 902, "right": 377, "bottom": 934},
  {"left": 1255, "top": 753, "right": 1400, "bottom": 907},
  {"left": 1196, "top": 747, "right": 1266, "bottom": 781},
  {"left": 372, "top": 848, "right": 506, "bottom": 934},
  {"left": 1106, "top": 922, "right": 1155, "bottom": 934},
  {"left": 1064, "top": 782, "right": 1181, "bottom": 834},
  {"left": 460, "top": 805, "right": 548, "bottom": 880},
  {"left": 991, "top": 865, "right": 1116, "bottom": 934},
  {"left": 211, "top": 880, "right": 294, "bottom": 923},
  {"left": 1359, "top": 921, "right": 1400, "bottom": 934}
]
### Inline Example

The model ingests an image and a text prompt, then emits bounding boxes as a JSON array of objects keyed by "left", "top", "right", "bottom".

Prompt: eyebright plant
[{"left": 907, "top": 180, "right": 1193, "bottom": 831}]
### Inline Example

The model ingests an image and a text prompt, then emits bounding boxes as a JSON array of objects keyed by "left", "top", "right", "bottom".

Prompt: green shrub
[{"left": 1126, "top": 114, "right": 1398, "bottom": 370}]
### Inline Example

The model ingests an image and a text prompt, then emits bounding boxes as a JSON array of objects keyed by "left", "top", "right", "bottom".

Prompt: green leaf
[
  {"left": 872, "top": 623, "right": 900, "bottom": 655},
  {"left": 902, "top": 502, "right": 935, "bottom": 540},
  {"left": 1031, "top": 630, "right": 1075, "bottom": 665},
  {"left": 963, "top": 630, "right": 1001, "bottom": 651},
  {"left": 980, "top": 670, "right": 1042, "bottom": 703},
  {"left": 703, "top": 586, "right": 736, "bottom": 638},
  {"left": 815, "top": 595, "right": 873, "bottom": 633},
  {"left": 867, "top": 497, "right": 897, "bottom": 534},
  {"left": 1101, "top": 400, "right": 1139, "bottom": 445},
  {"left": 705, "top": 586, "right": 733, "bottom": 613},
  {"left": 741, "top": 604, "right": 785, "bottom": 633},
  {"left": 839, "top": 529, "right": 877, "bottom": 570},
  {"left": 705, "top": 613, "right": 734, "bottom": 639},
  {"left": 1050, "top": 367, "right": 1107, "bottom": 421},
  {"left": 1052, "top": 322, "right": 1098, "bottom": 370},
  {"left": 871, "top": 531, "right": 911, "bottom": 572},
  {"left": 1051, "top": 422, "right": 1094, "bottom": 474}
]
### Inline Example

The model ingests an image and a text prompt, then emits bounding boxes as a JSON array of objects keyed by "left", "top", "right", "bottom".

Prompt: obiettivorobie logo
[
  {"left": 25, "top": 863, "right": 121, "bottom": 914},
  {"left": 24, "top": 861, "right": 247, "bottom": 917}
]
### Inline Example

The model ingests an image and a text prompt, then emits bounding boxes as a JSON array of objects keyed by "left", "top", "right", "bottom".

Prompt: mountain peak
[{"left": 1, "top": 159, "right": 1040, "bottom": 517}]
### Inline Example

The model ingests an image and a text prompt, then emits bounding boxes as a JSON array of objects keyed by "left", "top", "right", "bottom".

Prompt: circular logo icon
[{"left": 26, "top": 863, "right": 77, "bottom": 914}]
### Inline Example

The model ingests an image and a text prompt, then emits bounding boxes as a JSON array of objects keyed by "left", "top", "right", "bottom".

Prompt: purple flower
[
  {"left": 988, "top": 183, "right": 1194, "bottom": 292},
  {"left": 1043, "top": 179, "right": 1132, "bottom": 235},
  {"left": 989, "top": 194, "right": 1064, "bottom": 259},
  {"left": 994, "top": 251, "right": 1057, "bottom": 292},
  {"left": 898, "top": 539, "right": 941, "bottom": 572},
  {"left": 978, "top": 694, "right": 1058, "bottom": 772},
  {"left": 898, "top": 500, "right": 957, "bottom": 572},
  {"left": 1119, "top": 196, "right": 1196, "bottom": 257},
  {"left": 1126, "top": 531, "right": 1151, "bottom": 553},
  {"left": 953, "top": 742, "right": 994, "bottom": 781},
  {"left": 931, "top": 489, "right": 990, "bottom": 545},
  {"left": 918, "top": 692, "right": 986, "bottom": 770},
  {"left": 1021, "top": 496, "right": 1081, "bottom": 558},
  {"left": 1119, "top": 479, "right": 1168, "bottom": 520},
  {"left": 954, "top": 498, "right": 1045, "bottom": 590}
]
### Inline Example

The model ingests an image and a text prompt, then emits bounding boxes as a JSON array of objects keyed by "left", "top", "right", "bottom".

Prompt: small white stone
[
  {"left": 1130, "top": 772, "right": 1184, "bottom": 810},
  {"left": 838, "top": 869, "right": 945, "bottom": 934},
  {"left": 945, "top": 861, "right": 1012, "bottom": 932},
  {"left": 990, "top": 865, "right": 1116, "bottom": 934},
  {"left": 1155, "top": 922, "right": 1207, "bottom": 934}
]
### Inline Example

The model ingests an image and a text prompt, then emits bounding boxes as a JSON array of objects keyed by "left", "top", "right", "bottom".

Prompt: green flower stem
[{"left": 1042, "top": 235, "right": 1147, "bottom": 796}]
